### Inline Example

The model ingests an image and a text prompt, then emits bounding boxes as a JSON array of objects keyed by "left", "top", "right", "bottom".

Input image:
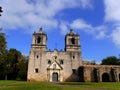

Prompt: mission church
[{"left": 27, "top": 28, "right": 120, "bottom": 82}]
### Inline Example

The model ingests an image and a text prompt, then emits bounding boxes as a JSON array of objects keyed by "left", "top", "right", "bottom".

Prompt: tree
[
  {"left": 101, "top": 56, "right": 120, "bottom": 65},
  {"left": 0, "top": 29, "right": 7, "bottom": 54},
  {"left": 5, "top": 48, "right": 28, "bottom": 80},
  {"left": 6, "top": 48, "right": 23, "bottom": 80},
  {"left": 17, "top": 56, "right": 28, "bottom": 80},
  {"left": 0, "top": 30, "right": 7, "bottom": 79},
  {"left": 0, "top": 29, "right": 28, "bottom": 80}
]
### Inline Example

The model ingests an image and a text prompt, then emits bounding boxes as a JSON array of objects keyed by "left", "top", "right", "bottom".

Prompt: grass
[{"left": 0, "top": 81, "right": 120, "bottom": 90}]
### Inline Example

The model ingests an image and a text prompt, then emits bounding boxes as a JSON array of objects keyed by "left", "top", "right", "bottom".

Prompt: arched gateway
[{"left": 102, "top": 73, "right": 110, "bottom": 82}]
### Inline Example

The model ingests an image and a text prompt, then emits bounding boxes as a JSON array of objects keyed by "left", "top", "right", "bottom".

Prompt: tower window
[
  {"left": 48, "top": 60, "right": 51, "bottom": 64},
  {"left": 71, "top": 38, "right": 75, "bottom": 44},
  {"left": 37, "top": 37, "right": 41, "bottom": 44},
  {"left": 35, "top": 68, "right": 38, "bottom": 73}
]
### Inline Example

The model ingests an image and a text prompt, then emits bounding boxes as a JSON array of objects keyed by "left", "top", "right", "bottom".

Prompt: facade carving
[{"left": 27, "top": 28, "right": 120, "bottom": 82}]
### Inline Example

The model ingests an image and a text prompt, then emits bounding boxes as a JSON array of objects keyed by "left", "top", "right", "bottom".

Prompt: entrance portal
[
  {"left": 102, "top": 73, "right": 110, "bottom": 82},
  {"left": 52, "top": 72, "right": 58, "bottom": 82}
]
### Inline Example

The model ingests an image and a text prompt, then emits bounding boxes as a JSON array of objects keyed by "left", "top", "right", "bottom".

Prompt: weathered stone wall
[
  {"left": 27, "top": 49, "right": 82, "bottom": 82},
  {"left": 80, "top": 65, "right": 120, "bottom": 82}
]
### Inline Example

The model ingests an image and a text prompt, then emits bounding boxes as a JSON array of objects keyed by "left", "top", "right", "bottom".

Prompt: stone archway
[
  {"left": 52, "top": 72, "right": 58, "bottom": 82},
  {"left": 102, "top": 73, "right": 110, "bottom": 82}
]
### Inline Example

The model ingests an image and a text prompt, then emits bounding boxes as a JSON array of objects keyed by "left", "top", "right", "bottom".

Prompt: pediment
[{"left": 47, "top": 60, "right": 63, "bottom": 70}]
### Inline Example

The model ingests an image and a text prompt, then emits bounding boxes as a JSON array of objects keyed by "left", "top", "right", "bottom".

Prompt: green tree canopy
[
  {"left": 101, "top": 56, "right": 120, "bottom": 65},
  {"left": 0, "top": 30, "right": 7, "bottom": 54},
  {"left": 0, "top": 30, "right": 28, "bottom": 80},
  {"left": 6, "top": 48, "right": 27, "bottom": 80}
]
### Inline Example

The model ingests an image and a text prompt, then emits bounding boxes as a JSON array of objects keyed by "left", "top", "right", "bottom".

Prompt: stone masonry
[
  {"left": 27, "top": 28, "right": 82, "bottom": 82},
  {"left": 27, "top": 28, "right": 120, "bottom": 82}
]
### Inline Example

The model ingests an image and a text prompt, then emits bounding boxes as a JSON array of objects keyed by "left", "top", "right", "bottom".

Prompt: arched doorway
[
  {"left": 52, "top": 72, "right": 58, "bottom": 82},
  {"left": 102, "top": 73, "right": 110, "bottom": 82}
]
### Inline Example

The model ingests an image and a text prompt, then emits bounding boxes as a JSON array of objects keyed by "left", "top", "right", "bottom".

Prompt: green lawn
[{"left": 0, "top": 81, "right": 119, "bottom": 90}]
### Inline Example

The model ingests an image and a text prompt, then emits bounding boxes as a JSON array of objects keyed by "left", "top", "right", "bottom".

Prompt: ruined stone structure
[
  {"left": 79, "top": 65, "right": 120, "bottom": 82},
  {"left": 27, "top": 28, "right": 120, "bottom": 82}
]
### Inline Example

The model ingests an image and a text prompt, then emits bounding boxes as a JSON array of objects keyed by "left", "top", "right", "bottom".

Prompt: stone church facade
[{"left": 27, "top": 28, "right": 120, "bottom": 82}]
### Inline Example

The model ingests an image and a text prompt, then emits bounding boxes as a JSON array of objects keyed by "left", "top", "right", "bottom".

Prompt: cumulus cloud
[
  {"left": 104, "top": 0, "right": 120, "bottom": 48},
  {"left": 60, "top": 22, "right": 69, "bottom": 35},
  {"left": 111, "top": 26, "right": 120, "bottom": 48},
  {"left": 70, "top": 19, "right": 92, "bottom": 30},
  {"left": 70, "top": 19, "right": 107, "bottom": 39},
  {"left": 104, "top": 0, "right": 120, "bottom": 22},
  {"left": 0, "top": 0, "right": 92, "bottom": 33}
]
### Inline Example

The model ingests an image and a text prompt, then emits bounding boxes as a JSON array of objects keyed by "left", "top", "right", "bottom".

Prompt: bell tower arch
[
  {"left": 31, "top": 27, "right": 47, "bottom": 51},
  {"left": 65, "top": 29, "right": 80, "bottom": 52}
]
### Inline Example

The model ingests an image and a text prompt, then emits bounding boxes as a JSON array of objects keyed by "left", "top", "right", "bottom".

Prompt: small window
[
  {"left": 35, "top": 68, "right": 38, "bottom": 73},
  {"left": 54, "top": 56, "right": 57, "bottom": 59},
  {"left": 73, "top": 56, "right": 75, "bottom": 59},
  {"left": 60, "top": 60, "right": 64, "bottom": 64},
  {"left": 37, "top": 37, "right": 41, "bottom": 44},
  {"left": 48, "top": 60, "right": 51, "bottom": 64},
  {"left": 71, "top": 38, "right": 75, "bottom": 44},
  {"left": 36, "top": 55, "right": 39, "bottom": 59},
  {"left": 72, "top": 69, "right": 76, "bottom": 74}
]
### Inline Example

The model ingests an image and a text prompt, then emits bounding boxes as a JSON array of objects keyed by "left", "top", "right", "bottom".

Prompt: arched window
[
  {"left": 37, "top": 37, "right": 41, "bottom": 44},
  {"left": 48, "top": 60, "right": 51, "bottom": 64},
  {"left": 71, "top": 38, "right": 75, "bottom": 44}
]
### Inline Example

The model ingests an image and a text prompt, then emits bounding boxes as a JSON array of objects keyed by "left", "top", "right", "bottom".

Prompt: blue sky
[{"left": 0, "top": 0, "right": 120, "bottom": 63}]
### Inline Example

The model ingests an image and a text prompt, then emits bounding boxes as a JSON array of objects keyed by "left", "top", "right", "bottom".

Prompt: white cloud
[
  {"left": 94, "top": 25, "right": 107, "bottom": 39},
  {"left": 70, "top": 19, "right": 92, "bottom": 30},
  {"left": 70, "top": 19, "right": 107, "bottom": 39},
  {"left": 104, "top": 0, "right": 120, "bottom": 22},
  {"left": 104, "top": 0, "right": 120, "bottom": 48},
  {"left": 111, "top": 27, "right": 120, "bottom": 48},
  {"left": 60, "top": 22, "right": 69, "bottom": 35},
  {"left": 0, "top": 0, "right": 92, "bottom": 33}
]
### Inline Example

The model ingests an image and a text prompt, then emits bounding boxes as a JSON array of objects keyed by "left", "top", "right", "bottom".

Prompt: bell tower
[
  {"left": 31, "top": 27, "right": 47, "bottom": 51},
  {"left": 65, "top": 29, "right": 80, "bottom": 52},
  {"left": 65, "top": 29, "right": 82, "bottom": 67}
]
